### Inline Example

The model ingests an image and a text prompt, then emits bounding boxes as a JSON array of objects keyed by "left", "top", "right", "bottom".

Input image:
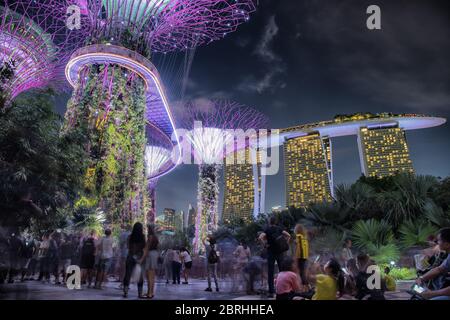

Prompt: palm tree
[
  {"left": 376, "top": 174, "right": 438, "bottom": 228},
  {"left": 302, "top": 202, "right": 353, "bottom": 231}
]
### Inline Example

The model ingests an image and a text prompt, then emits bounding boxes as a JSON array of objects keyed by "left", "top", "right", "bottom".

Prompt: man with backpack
[
  {"left": 259, "top": 216, "right": 291, "bottom": 298},
  {"left": 204, "top": 235, "right": 220, "bottom": 292}
]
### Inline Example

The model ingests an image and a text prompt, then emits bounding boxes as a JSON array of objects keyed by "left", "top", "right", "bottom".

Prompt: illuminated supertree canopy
[
  {"left": 180, "top": 100, "right": 268, "bottom": 254},
  {"left": 73, "top": 0, "right": 256, "bottom": 54},
  {"left": 61, "top": 1, "right": 256, "bottom": 227},
  {"left": 0, "top": 0, "right": 78, "bottom": 104}
]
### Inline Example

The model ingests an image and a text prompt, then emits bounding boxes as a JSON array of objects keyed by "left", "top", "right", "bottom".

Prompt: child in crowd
[
  {"left": 308, "top": 258, "right": 345, "bottom": 300},
  {"left": 384, "top": 267, "right": 396, "bottom": 292},
  {"left": 275, "top": 256, "right": 303, "bottom": 300}
]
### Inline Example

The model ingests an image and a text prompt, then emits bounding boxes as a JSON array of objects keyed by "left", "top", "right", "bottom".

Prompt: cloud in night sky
[{"left": 237, "top": 15, "right": 287, "bottom": 94}]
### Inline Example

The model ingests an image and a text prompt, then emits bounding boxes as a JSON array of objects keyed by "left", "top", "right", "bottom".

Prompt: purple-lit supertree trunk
[
  {"left": 0, "top": 0, "right": 80, "bottom": 106},
  {"left": 179, "top": 100, "right": 268, "bottom": 254},
  {"left": 58, "top": 0, "right": 256, "bottom": 227}
]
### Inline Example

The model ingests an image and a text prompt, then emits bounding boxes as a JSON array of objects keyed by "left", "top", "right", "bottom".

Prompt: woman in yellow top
[
  {"left": 309, "top": 259, "right": 345, "bottom": 300},
  {"left": 294, "top": 224, "right": 309, "bottom": 286}
]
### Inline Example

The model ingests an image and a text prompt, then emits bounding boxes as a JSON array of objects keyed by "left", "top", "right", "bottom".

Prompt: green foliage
[
  {"left": 424, "top": 201, "right": 450, "bottom": 228},
  {"left": 0, "top": 89, "right": 87, "bottom": 230},
  {"left": 431, "top": 177, "right": 450, "bottom": 212},
  {"left": 309, "top": 227, "right": 347, "bottom": 256},
  {"left": 399, "top": 219, "right": 438, "bottom": 248},
  {"left": 303, "top": 202, "right": 353, "bottom": 231},
  {"left": 366, "top": 243, "right": 400, "bottom": 265},
  {"left": 375, "top": 174, "right": 438, "bottom": 228},
  {"left": 352, "top": 219, "right": 394, "bottom": 248},
  {"left": 64, "top": 66, "right": 148, "bottom": 226},
  {"left": 387, "top": 267, "right": 416, "bottom": 280}
]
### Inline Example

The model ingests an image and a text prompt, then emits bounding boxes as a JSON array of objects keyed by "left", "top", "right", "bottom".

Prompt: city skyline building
[
  {"left": 188, "top": 204, "right": 196, "bottom": 227},
  {"left": 357, "top": 125, "right": 414, "bottom": 177},
  {"left": 222, "top": 147, "right": 265, "bottom": 223},
  {"left": 284, "top": 133, "right": 333, "bottom": 208},
  {"left": 163, "top": 208, "right": 176, "bottom": 230},
  {"left": 276, "top": 113, "right": 445, "bottom": 208}
]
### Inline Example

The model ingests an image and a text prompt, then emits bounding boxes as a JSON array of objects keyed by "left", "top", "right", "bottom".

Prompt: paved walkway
[{"left": 0, "top": 278, "right": 413, "bottom": 300}]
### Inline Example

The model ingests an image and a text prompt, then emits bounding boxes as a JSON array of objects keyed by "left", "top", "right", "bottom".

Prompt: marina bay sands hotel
[{"left": 222, "top": 113, "right": 446, "bottom": 223}]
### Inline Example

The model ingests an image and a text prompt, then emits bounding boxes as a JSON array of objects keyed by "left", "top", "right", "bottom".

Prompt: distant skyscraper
[
  {"left": 174, "top": 212, "right": 183, "bottom": 231},
  {"left": 357, "top": 126, "right": 414, "bottom": 177},
  {"left": 182, "top": 210, "right": 188, "bottom": 230},
  {"left": 222, "top": 147, "right": 265, "bottom": 223},
  {"left": 188, "top": 204, "right": 196, "bottom": 227},
  {"left": 163, "top": 208, "right": 176, "bottom": 230},
  {"left": 284, "top": 133, "right": 333, "bottom": 208}
]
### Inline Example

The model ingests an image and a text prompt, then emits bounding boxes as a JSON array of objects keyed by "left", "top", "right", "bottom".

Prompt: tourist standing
[
  {"left": 20, "top": 235, "right": 36, "bottom": 281},
  {"left": 294, "top": 224, "right": 309, "bottom": 287},
  {"left": 117, "top": 225, "right": 131, "bottom": 286},
  {"left": 122, "top": 222, "right": 146, "bottom": 298},
  {"left": 140, "top": 225, "right": 159, "bottom": 298},
  {"left": 259, "top": 216, "right": 291, "bottom": 297},
  {"left": 7, "top": 232, "right": 23, "bottom": 283},
  {"left": 38, "top": 234, "right": 50, "bottom": 282},
  {"left": 95, "top": 228, "right": 114, "bottom": 289},
  {"left": 58, "top": 235, "right": 73, "bottom": 285},
  {"left": 232, "top": 241, "right": 251, "bottom": 292},
  {"left": 204, "top": 235, "right": 219, "bottom": 292},
  {"left": 80, "top": 231, "right": 96, "bottom": 288},
  {"left": 180, "top": 247, "right": 192, "bottom": 284},
  {"left": 341, "top": 238, "right": 354, "bottom": 267},
  {"left": 45, "top": 231, "right": 60, "bottom": 285},
  {"left": 162, "top": 249, "right": 174, "bottom": 284},
  {"left": 172, "top": 248, "right": 182, "bottom": 284}
]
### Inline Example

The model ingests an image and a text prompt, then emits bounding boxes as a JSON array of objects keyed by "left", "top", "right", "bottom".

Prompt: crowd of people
[{"left": 1, "top": 218, "right": 449, "bottom": 301}]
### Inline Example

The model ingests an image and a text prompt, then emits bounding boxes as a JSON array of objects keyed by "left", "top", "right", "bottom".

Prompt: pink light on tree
[
  {"left": 179, "top": 100, "right": 268, "bottom": 254},
  {"left": 0, "top": 0, "right": 83, "bottom": 105},
  {"left": 69, "top": 0, "right": 256, "bottom": 55}
]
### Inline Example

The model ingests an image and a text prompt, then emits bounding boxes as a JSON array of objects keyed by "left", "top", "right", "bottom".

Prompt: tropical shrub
[
  {"left": 386, "top": 267, "right": 416, "bottom": 280},
  {"left": 399, "top": 219, "right": 437, "bottom": 248},
  {"left": 352, "top": 219, "right": 394, "bottom": 248},
  {"left": 424, "top": 201, "right": 450, "bottom": 228},
  {"left": 366, "top": 243, "right": 400, "bottom": 265}
]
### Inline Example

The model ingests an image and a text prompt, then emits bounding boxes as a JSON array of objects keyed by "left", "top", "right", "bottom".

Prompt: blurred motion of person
[
  {"left": 232, "top": 241, "right": 251, "bottom": 292},
  {"left": 294, "top": 224, "right": 309, "bottom": 288},
  {"left": 140, "top": 225, "right": 159, "bottom": 299},
  {"left": 95, "top": 228, "right": 114, "bottom": 289},
  {"left": 180, "top": 247, "right": 192, "bottom": 284},
  {"left": 162, "top": 248, "right": 174, "bottom": 284},
  {"left": 80, "top": 230, "right": 96, "bottom": 288},
  {"left": 172, "top": 247, "right": 182, "bottom": 285},
  {"left": 38, "top": 234, "right": 50, "bottom": 282},
  {"left": 204, "top": 235, "right": 220, "bottom": 292},
  {"left": 20, "top": 234, "right": 36, "bottom": 281},
  {"left": 7, "top": 232, "right": 23, "bottom": 283}
]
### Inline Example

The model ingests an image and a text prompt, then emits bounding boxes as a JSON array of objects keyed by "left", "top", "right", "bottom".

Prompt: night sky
[{"left": 57, "top": 0, "right": 450, "bottom": 216}]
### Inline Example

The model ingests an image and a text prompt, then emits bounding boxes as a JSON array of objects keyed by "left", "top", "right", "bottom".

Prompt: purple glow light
[
  {"left": 70, "top": 0, "right": 256, "bottom": 53},
  {"left": 0, "top": 1, "right": 85, "bottom": 102}
]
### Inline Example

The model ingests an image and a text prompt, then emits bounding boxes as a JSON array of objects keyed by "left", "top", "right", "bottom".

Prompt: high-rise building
[
  {"left": 188, "top": 204, "right": 196, "bottom": 227},
  {"left": 163, "top": 208, "right": 176, "bottom": 230},
  {"left": 182, "top": 210, "right": 188, "bottom": 230},
  {"left": 357, "top": 126, "right": 414, "bottom": 177},
  {"left": 222, "top": 147, "right": 265, "bottom": 223},
  {"left": 284, "top": 133, "right": 333, "bottom": 208},
  {"left": 173, "top": 212, "right": 183, "bottom": 231}
]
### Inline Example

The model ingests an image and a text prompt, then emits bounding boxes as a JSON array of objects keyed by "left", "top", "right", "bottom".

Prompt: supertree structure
[
  {"left": 144, "top": 124, "right": 175, "bottom": 225},
  {"left": 181, "top": 100, "right": 268, "bottom": 254},
  {"left": 0, "top": 0, "right": 79, "bottom": 106},
  {"left": 61, "top": 0, "right": 256, "bottom": 226}
]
